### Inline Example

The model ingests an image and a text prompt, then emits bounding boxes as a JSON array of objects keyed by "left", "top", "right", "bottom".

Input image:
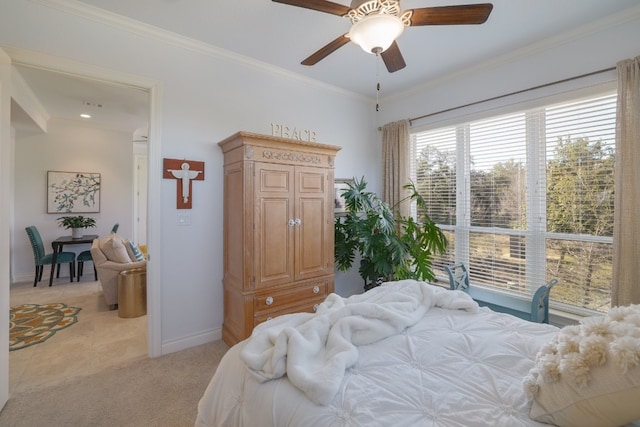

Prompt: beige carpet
[
  {"left": 9, "top": 279, "right": 148, "bottom": 395},
  {"left": 0, "top": 339, "right": 229, "bottom": 427}
]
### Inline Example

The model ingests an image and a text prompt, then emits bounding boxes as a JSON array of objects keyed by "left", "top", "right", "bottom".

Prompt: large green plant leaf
[{"left": 334, "top": 177, "right": 447, "bottom": 289}]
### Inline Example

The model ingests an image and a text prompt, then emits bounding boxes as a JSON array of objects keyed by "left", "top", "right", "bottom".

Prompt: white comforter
[
  {"left": 240, "top": 280, "right": 478, "bottom": 405},
  {"left": 196, "top": 281, "right": 560, "bottom": 427}
]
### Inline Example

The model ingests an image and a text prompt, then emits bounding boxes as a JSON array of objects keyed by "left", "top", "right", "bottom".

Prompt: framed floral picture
[{"left": 47, "top": 171, "right": 101, "bottom": 213}]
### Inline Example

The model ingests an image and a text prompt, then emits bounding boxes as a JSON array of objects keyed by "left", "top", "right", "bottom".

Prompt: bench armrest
[{"left": 530, "top": 279, "right": 558, "bottom": 323}]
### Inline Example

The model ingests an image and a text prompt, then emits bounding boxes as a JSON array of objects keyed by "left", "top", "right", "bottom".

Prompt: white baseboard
[
  {"left": 11, "top": 272, "right": 33, "bottom": 284},
  {"left": 12, "top": 268, "right": 74, "bottom": 286},
  {"left": 160, "top": 327, "right": 222, "bottom": 356}
]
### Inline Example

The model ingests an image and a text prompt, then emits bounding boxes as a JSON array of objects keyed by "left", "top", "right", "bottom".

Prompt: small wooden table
[{"left": 49, "top": 234, "right": 99, "bottom": 286}]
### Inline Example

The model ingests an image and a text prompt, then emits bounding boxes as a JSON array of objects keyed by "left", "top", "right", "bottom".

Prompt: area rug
[{"left": 9, "top": 303, "right": 81, "bottom": 351}]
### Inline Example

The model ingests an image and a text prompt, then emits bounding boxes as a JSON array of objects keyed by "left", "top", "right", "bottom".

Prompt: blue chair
[
  {"left": 25, "top": 226, "right": 76, "bottom": 287},
  {"left": 77, "top": 249, "right": 97, "bottom": 280},
  {"left": 77, "top": 223, "right": 119, "bottom": 280}
]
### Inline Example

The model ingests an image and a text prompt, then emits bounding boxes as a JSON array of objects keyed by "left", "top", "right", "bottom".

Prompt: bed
[{"left": 196, "top": 280, "right": 640, "bottom": 427}]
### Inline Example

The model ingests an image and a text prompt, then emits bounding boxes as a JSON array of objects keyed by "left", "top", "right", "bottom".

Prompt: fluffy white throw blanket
[{"left": 240, "top": 280, "right": 479, "bottom": 405}]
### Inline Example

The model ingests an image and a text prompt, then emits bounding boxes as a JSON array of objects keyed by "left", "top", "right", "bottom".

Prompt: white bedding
[
  {"left": 240, "top": 280, "right": 478, "bottom": 405},
  {"left": 196, "top": 282, "right": 560, "bottom": 427}
]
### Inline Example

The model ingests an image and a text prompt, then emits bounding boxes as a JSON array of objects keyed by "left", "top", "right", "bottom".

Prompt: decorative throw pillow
[
  {"left": 523, "top": 304, "right": 640, "bottom": 427},
  {"left": 125, "top": 240, "right": 145, "bottom": 262},
  {"left": 99, "top": 234, "right": 131, "bottom": 264}
]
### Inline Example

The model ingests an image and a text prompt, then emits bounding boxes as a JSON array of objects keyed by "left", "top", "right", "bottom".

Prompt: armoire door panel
[
  {"left": 298, "top": 169, "right": 325, "bottom": 193},
  {"left": 295, "top": 166, "right": 332, "bottom": 280},
  {"left": 297, "top": 197, "right": 327, "bottom": 279},
  {"left": 260, "top": 168, "right": 291, "bottom": 193},
  {"left": 259, "top": 198, "right": 292, "bottom": 282},
  {"left": 254, "top": 162, "right": 295, "bottom": 288}
]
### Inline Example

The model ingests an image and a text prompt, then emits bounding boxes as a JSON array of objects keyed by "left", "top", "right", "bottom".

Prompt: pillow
[
  {"left": 523, "top": 304, "right": 640, "bottom": 427},
  {"left": 125, "top": 240, "right": 145, "bottom": 262},
  {"left": 98, "top": 234, "right": 131, "bottom": 264}
]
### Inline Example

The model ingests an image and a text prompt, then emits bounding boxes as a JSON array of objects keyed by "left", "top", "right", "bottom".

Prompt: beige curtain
[
  {"left": 381, "top": 119, "right": 411, "bottom": 218},
  {"left": 612, "top": 55, "right": 640, "bottom": 306}
]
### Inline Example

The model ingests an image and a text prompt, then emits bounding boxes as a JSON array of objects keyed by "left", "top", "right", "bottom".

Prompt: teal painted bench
[{"left": 444, "top": 263, "right": 557, "bottom": 324}]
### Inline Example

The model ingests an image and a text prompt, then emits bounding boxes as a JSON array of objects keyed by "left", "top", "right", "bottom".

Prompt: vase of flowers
[{"left": 57, "top": 216, "right": 97, "bottom": 239}]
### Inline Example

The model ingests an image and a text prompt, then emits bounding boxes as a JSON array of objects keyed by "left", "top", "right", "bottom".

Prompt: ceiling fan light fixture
[{"left": 348, "top": 13, "right": 404, "bottom": 54}]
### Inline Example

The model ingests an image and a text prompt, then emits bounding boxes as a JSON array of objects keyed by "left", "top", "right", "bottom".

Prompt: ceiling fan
[{"left": 273, "top": 0, "right": 493, "bottom": 73}]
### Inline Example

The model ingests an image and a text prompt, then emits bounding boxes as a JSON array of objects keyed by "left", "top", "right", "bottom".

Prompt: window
[{"left": 412, "top": 92, "right": 616, "bottom": 314}]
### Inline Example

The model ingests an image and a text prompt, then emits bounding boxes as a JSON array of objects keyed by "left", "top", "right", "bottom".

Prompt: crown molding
[
  {"left": 3, "top": 44, "right": 160, "bottom": 93},
  {"left": 384, "top": 3, "right": 640, "bottom": 103},
  {"left": 29, "top": 0, "right": 369, "bottom": 103}
]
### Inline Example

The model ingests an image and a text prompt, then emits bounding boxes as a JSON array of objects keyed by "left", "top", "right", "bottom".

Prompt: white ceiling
[
  {"left": 11, "top": 0, "right": 640, "bottom": 132},
  {"left": 12, "top": 65, "right": 150, "bottom": 135}
]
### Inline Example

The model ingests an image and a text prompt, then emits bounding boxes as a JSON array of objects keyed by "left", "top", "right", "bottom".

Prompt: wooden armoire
[{"left": 218, "top": 131, "right": 341, "bottom": 346}]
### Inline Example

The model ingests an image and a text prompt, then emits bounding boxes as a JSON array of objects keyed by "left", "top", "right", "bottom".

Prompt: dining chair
[
  {"left": 25, "top": 226, "right": 76, "bottom": 287},
  {"left": 77, "top": 223, "right": 118, "bottom": 281},
  {"left": 77, "top": 249, "right": 97, "bottom": 281}
]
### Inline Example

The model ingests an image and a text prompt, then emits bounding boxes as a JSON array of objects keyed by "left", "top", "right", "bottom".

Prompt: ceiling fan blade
[
  {"left": 381, "top": 42, "right": 406, "bottom": 73},
  {"left": 272, "top": 0, "right": 350, "bottom": 16},
  {"left": 301, "top": 34, "right": 350, "bottom": 66},
  {"left": 408, "top": 3, "right": 493, "bottom": 26}
]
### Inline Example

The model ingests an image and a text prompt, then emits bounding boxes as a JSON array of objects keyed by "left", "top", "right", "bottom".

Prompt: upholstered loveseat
[{"left": 90, "top": 234, "right": 146, "bottom": 310}]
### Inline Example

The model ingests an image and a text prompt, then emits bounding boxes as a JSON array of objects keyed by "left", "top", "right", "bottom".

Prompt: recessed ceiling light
[{"left": 80, "top": 114, "right": 91, "bottom": 118}]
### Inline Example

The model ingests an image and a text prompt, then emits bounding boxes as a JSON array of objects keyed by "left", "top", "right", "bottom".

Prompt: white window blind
[
  {"left": 467, "top": 113, "right": 528, "bottom": 291},
  {"left": 544, "top": 94, "right": 616, "bottom": 312},
  {"left": 412, "top": 128, "right": 457, "bottom": 275},
  {"left": 411, "top": 91, "right": 616, "bottom": 313}
]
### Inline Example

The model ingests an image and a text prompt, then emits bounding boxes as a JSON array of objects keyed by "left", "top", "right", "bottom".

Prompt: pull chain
[{"left": 375, "top": 51, "right": 381, "bottom": 112}]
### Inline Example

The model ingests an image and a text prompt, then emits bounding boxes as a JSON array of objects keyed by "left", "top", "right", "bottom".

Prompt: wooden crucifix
[{"left": 163, "top": 158, "right": 205, "bottom": 209}]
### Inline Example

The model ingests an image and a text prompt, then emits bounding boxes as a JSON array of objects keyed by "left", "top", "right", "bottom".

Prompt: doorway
[{"left": 3, "top": 48, "right": 162, "bottom": 399}]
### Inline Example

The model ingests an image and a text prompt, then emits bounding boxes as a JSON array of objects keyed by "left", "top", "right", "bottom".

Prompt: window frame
[{"left": 410, "top": 83, "right": 616, "bottom": 316}]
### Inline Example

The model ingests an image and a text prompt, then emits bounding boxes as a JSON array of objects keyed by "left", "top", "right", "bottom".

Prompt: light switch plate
[{"left": 177, "top": 212, "right": 191, "bottom": 226}]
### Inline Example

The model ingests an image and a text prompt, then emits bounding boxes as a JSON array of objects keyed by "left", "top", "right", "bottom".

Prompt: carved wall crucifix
[{"left": 163, "top": 158, "right": 205, "bottom": 209}]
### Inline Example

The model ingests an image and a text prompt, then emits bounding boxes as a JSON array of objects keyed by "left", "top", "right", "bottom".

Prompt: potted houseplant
[
  {"left": 57, "top": 215, "right": 97, "bottom": 239},
  {"left": 334, "top": 177, "right": 447, "bottom": 291}
]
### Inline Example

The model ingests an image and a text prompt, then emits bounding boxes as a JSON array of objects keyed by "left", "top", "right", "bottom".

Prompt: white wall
[
  {"left": 152, "top": 37, "right": 377, "bottom": 346},
  {"left": 377, "top": 8, "right": 640, "bottom": 129},
  {"left": 12, "top": 120, "right": 135, "bottom": 282},
  {"left": 0, "top": 43, "right": 13, "bottom": 412},
  {"left": 0, "top": 0, "right": 378, "bottom": 354}
]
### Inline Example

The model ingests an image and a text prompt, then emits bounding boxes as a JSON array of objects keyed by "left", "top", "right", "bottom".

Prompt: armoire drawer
[
  {"left": 253, "top": 281, "right": 328, "bottom": 314},
  {"left": 254, "top": 296, "right": 327, "bottom": 326}
]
